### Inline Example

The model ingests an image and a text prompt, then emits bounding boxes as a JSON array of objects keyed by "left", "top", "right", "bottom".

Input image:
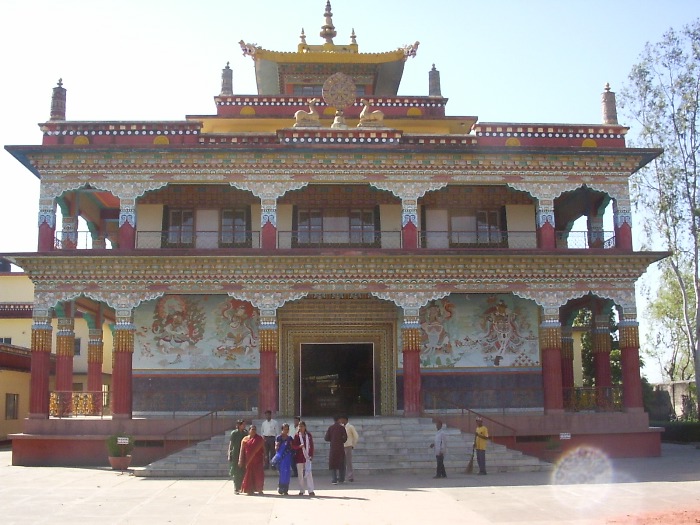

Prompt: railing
[
  {"left": 54, "top": 231, "right": 112, "bottom": 250},
  {"left": 135, "top": 230, "right": 259, "bottom": 249},
  {"left": 422, "top": 390, "right": 518, "bottom": 437},
  {"left": 52, "top": 229, "right": 618, "bottom": 251},
  {"left": 277, "top": 230, "right": 402, "bottom": 249},
  {"left": 162, "top": 408, "right": 233, "bottom": 455},
  {"left": 420, "top": 230, "right": 538, "bottom": 249},
  {"left": 556, "top": 230, "right": 616, "bottom": 249},
  {"left": 563, "top": 386, "right": 623, "bottom": 412},
  {"left": 49, "top": 391, "right": 110, "bottom": 418}
]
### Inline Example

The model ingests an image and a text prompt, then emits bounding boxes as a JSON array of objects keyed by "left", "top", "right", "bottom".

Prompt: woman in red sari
[{"left": 239, "top": 424, "right": 265, "bottom": 495}]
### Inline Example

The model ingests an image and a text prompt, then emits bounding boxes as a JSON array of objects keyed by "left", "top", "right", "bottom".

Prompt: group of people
[
  {"left": 228, "top": 411, "right": 359, "bottom": 496},
  {"left": 432, "top": 416, "right": 490, "bottom": 478}
]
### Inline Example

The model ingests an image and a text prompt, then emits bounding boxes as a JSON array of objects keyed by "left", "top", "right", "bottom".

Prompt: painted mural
[
  {"left": 416, "top": 294, "right": 539, "bottom": 368},
  {"left": 133, "top": 295, "right": 260, "bottom": 370}
]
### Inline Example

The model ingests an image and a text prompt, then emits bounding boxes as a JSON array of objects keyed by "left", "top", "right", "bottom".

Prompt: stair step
[{"left": 134, "top": 417, "right": 551, "bottom": 478}]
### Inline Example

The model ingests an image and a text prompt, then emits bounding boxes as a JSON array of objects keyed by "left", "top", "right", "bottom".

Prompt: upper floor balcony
[{"left": 53, "top": 229, "right": 617, "bottom": 252}]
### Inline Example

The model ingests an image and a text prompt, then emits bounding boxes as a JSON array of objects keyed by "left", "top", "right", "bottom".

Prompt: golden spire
[{"left": 320, "top": 0, "right": 336, "bottom": 44}]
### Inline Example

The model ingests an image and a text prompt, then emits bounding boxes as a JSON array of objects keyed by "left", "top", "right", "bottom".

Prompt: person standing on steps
[
  {"left": 474, "top": 417, "right": 490, "bottom": 475},
  {"left": 341, "top": 415, "right": 359, "bottom": 482},
  {"left": 430, "top": 419, "right": 447, "bottom": 478},
  {"left": 292, "top": 420, "right": 315, "bottom": 496},
  {"left": 228, "top": 419, "right": 248, "bottom": 494},
  {"left": 325, "top": 415, "right": 347, "bottom": 484},
  {"left": 261, "top": 410, "right": 279, "bottom": 470},
  {"left": 290, "top": 416, "right": 301, "bottom": 478}
]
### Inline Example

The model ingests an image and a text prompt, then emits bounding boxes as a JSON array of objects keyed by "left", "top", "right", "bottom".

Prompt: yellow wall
[
  {"left": 379, "top": 204, "right": 402, "bottom": 248},
  {"left": 505, "top": 204, "right": 537, "bottom": 248},
  {"left": 277, "top": 204, "right": 294, "bottom": 249},
  {"left": 0, "top": 370, "right": 30, "bottom": 440},
  {"left": 135, "top": 204, "right": 164, "bottom": 249},
  {"left": 0, "top": 273, "right": 33, "bottom": 302},
  {"left": 0, "top": 318, "right": 32, "bottom": 348},
  {"left": 0, "top": 273, "right": 113, "bottom": 388}
]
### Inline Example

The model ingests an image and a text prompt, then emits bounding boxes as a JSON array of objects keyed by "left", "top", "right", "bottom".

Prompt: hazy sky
[{"left": 1, "top": 0, "right": 698, "bottom": 380}]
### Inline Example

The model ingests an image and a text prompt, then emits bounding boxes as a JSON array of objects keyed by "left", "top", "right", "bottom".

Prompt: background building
[{"left": 2, "top": 2, "right": 666, "bottom": 465}]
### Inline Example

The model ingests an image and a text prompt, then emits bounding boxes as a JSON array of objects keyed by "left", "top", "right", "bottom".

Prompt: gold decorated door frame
[{"left": 278, "top": 296, "right": 398, "bottom": 416}]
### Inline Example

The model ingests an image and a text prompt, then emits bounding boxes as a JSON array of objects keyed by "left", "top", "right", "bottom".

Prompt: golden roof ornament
[
  {"left": 323, "top": 72, "right": 356, "bottom": 129},
  {"left": 320, "top": 0, "right": 337, "bottom": 44}
]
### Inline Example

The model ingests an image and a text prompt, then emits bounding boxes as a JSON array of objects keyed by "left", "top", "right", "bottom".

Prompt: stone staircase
[{"left": 133, "top": 416, "right": 551, "bottom": 478}]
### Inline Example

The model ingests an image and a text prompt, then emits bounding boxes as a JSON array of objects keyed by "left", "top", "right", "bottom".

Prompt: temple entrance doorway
[{"left": 299, "top": 343, "right": 375, "bottom": 417}]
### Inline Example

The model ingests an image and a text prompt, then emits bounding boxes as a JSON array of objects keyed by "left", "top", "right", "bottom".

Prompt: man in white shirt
[
  {"left": 341, "top": 415, "right": 359, "bottom": 482},
  {"left": 260, "top": 410, "right": 279, "bottom": 469},
  {"left": 429, "top": 419, "right": 447, "bottom": 478}
]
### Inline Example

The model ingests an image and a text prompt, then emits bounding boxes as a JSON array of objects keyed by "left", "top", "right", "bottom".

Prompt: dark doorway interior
[{"left": 300, "top": 343, "right": 374, "bottom": 417}]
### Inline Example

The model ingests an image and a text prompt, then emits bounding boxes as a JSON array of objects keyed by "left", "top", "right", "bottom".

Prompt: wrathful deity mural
[
  {"left": 134, "top": 295, "right": 260, "bottom": 370},
  {"left": 415, "top": 294, "right": 539, "bottom": 368}
]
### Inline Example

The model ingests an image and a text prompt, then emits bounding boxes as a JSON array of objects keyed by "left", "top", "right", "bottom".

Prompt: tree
[
  {"left": 620, "top": 20, "right": 700, "bottom": 408},
  {"left": 643, "top": 264, "right": 696, "bottom": 381}
]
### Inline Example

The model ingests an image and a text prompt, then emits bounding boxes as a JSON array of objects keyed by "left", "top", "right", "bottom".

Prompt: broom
[{"left": 466, "top": 434, "right": 476, "bottom": 474}]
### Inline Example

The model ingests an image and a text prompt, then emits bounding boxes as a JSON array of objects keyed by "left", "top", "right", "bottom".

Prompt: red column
[
  {"left": 619, "top": 319, "right": 644, "bottom": 411},
  {"left": 402, "top": 326, "right": 422, "bottom": 416},
  {"left": 616, "top": 222, "right": 633, "bottom": 250},
  {"left": 261, "top": 221, "right": 277, "bottom": 250},
  {"left": 540, "top": 319, "right": 564, "bottom": 413},
  {"left": 258, "top": 327, "right": 279, "bottom": 416},
  {"left": 592, "top": 315, "right": 613, "bottom": 409},
  {"left": 112, "top": 323, "right": 134, "bottom": 419},
  {"left": 38, "top": 221, "right": 56, "bottom": 251},
  {"left": 55, "top": 315, "right": 75, "bottom": 416},
  {"left": 118, "top": 199, "right": 136, "bottom": 251},
  {"left": 29, "top": 317, "right": 53, "bottom": 418},
  {"left": 537, "top": 221, "right": 556, "bottom": 250},
  {"left": 118, "top": 222, "right": 136, "bottom": 251},
  {"left": 536, "top": 200, "right": 556, "bottom": 250},
  {"left": 87, "top": 329, "right": 104, "bottom": 414},
  {"left": 561, "top": 327, "right": 575, "bottom": 408},
  {"left": 402, "top": 221, "right": 418, "bottom": 249},
  {"left": 614, "top": 199, "right": 633, "bottom": 250}
]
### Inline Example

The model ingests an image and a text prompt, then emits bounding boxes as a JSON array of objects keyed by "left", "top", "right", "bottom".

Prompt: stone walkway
[{"left": 2, "top": 443, "right": 700, "bottom": 524}]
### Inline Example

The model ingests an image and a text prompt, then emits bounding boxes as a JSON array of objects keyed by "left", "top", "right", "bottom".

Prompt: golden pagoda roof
[{"left": 239, "top": 1, "right": 418, "bottom": 96}]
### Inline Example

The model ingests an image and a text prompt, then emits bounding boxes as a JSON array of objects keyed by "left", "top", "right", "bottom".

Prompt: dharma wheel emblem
[{"left": 322, "top": 72, "right": 356, "bottom": 129}]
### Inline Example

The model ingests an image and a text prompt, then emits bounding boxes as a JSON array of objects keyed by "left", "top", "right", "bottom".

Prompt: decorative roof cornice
[{"left": 7, "top": 252, "right": 668, "bottom": 294}]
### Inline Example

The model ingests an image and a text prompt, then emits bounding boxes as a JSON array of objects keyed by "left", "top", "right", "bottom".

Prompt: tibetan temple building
[{"left": 4, "top": 2, "right": 667, "bottom": 466}]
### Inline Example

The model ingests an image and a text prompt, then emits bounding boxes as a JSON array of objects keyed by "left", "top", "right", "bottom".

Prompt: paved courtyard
[{"left": 2, "top": 443, "right": 700, "bottom": 524}]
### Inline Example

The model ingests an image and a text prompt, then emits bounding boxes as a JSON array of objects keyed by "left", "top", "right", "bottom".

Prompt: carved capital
[
  {"left": 372, "top": 290, "right": 450, "bottom": 322},
  {"left": 228, "top": 290, "right": 307, "bottom": 324},
  {"left": 230, "top": 180, "right": 308, "bottom": 200}
]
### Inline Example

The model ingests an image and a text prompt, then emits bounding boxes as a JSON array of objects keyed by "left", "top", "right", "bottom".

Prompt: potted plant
[{"left": 106, "top": 434, "right": 134, "bottom": 470}]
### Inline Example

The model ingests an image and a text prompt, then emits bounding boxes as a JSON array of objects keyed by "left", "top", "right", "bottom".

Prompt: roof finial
[
  {"left": 300, "top": 28, "right": 307, "bottom": 45},
  {"left": 320, "top": 0, "right": 336, "bottom": 44},
  {"left": 429, "top": 64, "right": 442, "bottom": 97},
  {"left": 50, "top": 78, "right": 67, "bottom": 121},
  {"left": 220, "top": 62, "right": 233, "bottom": 97},
  {"left": 601, "top": 82, "right": 618, "bottom": 125}
]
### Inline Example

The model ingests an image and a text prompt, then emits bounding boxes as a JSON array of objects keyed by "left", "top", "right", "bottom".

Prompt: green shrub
[
  {"left": 651, "top": 421, "right": 700, "bottom": 443},
  {"left": 106, "top": 434, "right": 134, "bottom": 457}
]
